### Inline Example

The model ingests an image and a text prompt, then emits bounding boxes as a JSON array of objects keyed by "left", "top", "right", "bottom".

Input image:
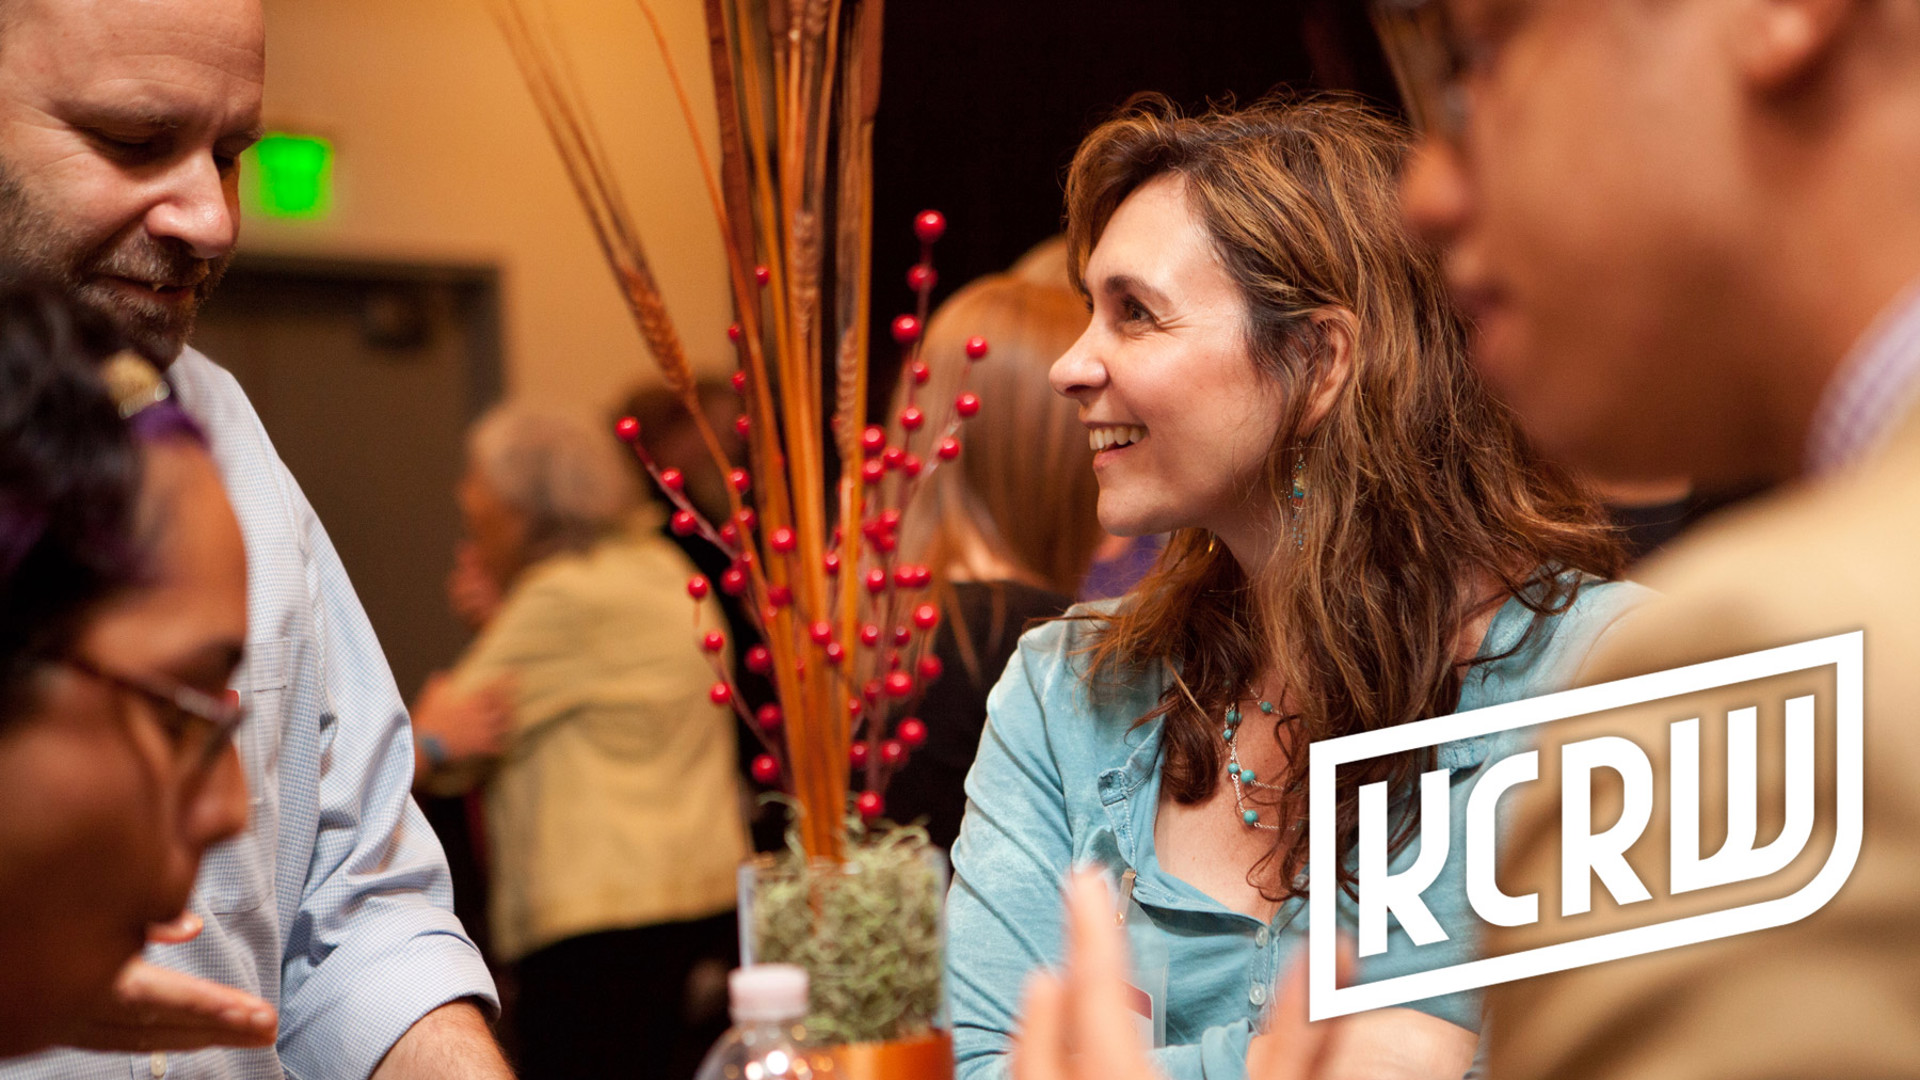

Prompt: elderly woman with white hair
[{"left": 415, "top": 403, "right": 749, "bottom": 1080}]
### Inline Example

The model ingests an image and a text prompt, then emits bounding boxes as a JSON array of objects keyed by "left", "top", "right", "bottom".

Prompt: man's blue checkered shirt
[{"left": 3, "top": 350, "right": 498, "bottom": 1080}]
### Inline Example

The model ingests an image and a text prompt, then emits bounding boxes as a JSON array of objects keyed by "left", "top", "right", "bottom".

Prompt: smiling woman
[
  {"left": 0, "top": 286, "right": 258, "bottom": 1059},
  {"left": 948, "top": 94, "right": 1648, "bottom": 1080},
  {"left": 1050, "top": 173, "right": 1292, "bottom": 555}
]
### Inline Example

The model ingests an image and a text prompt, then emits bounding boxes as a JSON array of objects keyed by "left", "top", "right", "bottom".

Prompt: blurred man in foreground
[{"left": 1392, "top": 0, "right": 1920, "bottom": 1074}]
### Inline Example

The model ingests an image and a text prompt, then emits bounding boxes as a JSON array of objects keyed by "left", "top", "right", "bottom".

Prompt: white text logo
[{"left": 1307, "top": 632, "right": 1863, "bottom": 1019}]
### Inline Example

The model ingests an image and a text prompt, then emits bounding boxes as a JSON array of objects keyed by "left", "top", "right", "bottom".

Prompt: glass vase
[{"left": 737, "top": 834, "right": 951, "bottom": 1080}]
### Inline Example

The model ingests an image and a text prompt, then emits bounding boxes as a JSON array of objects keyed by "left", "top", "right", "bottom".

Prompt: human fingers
[
  {"left": 1258, "top": 952, "right": 1333, "bottom": 1079},
  {"left": 482, "top": 673, "right": 518, "bottom": 712},
  {"left": 1252, "top": 936, "right": 1357, "bottom": 1080},
  {"left": 475, "top": 679, "right": 516, "bottom": 744},
  {"left": 1012, "top": 971, "right": 1072, "bottom": 1080},
  {"left": 76, "top": 1019, "right": 277, "bottom": 1053},
  {"left": 415, "top": 672, "right": 452, "bottom": 716},
  {"left": 1059, "top": 871, "right": 1161, "bottom": 1080},
  {"left": 1061, "top": 872, "right": 1132, "bottom": 1015},
  {"left": 144, "top": 911, "right": 202, "bottom": 946},
  {"left": 116, "top": 961, "right": 278, "bottom": 1035},
  {"left": 62, "top": 961, "right": 279, "bottom": 1051}
]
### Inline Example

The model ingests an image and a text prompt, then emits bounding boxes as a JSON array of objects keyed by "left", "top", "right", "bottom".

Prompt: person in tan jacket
[
  {"left": 1388, "top": 0, "right": 1920, "bottom": 1074},
  {"left": 416, "top": 404, "right": 748, "bottom": 1080}
]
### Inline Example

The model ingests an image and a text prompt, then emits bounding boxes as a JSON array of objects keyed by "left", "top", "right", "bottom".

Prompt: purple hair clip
[{"left": 99, "top": 350, "right": 207, "bottom": 447}]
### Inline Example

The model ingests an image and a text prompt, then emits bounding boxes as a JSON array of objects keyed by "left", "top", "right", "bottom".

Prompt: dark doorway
[{"left": 190, "top": 255, "right": 503, "bottom": 701}]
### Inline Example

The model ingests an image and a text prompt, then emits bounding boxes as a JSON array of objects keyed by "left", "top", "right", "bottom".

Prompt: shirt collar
[{"left": 1805, "top": 277, "right": 1920, "bottom": 476}]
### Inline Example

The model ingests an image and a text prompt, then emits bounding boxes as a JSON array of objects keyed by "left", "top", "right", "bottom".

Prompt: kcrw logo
[{"left": 1307, "top": 631, "right": 1864, "bottom": 1020}]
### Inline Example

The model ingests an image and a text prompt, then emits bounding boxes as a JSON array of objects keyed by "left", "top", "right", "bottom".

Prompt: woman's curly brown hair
[{"left": 1068, "top": 92, "right": 1626, "bottom": 901}]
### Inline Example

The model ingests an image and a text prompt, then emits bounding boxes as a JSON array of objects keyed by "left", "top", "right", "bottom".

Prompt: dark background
[{"left": 863, "top": 0, "right": 1403, "bottom": 407}]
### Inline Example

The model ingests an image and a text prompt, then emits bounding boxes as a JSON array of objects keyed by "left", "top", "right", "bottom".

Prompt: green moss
[{"left": 746, "top": 821, "right": 946, "bottom": 1045}]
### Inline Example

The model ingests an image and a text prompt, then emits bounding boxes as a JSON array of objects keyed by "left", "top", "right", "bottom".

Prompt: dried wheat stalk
[{"left": 501, "top": 0, "right": 957, "bottom": 864}]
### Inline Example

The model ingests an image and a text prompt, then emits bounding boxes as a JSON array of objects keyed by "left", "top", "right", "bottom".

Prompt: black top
[
  {"left": 884, "top": 579, "right": 1072, "bottom": 853},
  {"left": 660, "top": 523, "right": 791, "bottom": 851},
  {"left": 1607, "top": 480, "right": 1770, "bottom": 564}
]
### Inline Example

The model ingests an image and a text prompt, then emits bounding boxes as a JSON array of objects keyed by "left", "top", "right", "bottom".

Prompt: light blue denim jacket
[{"left": 947, "top": 577, "right": 1651, "bottom": 1080}]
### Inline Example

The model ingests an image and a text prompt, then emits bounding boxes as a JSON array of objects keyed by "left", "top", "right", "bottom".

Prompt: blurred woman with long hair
[{"left": 883, "top": 273, "right": 1104, "bottom": 851}]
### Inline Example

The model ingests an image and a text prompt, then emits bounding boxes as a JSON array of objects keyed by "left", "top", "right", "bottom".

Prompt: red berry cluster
[{"left": 615, "top": 210, "right": 985, "bottom": 826}]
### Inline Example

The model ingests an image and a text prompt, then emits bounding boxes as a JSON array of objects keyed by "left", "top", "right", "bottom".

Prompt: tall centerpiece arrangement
[{"left": 497, "top": 0, "right": 978, "bottom": 1071}]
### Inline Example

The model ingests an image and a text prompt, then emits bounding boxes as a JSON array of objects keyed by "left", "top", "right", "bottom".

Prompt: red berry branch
[{"left": 614, "top": 211, "right": 985, "bottom": 839}]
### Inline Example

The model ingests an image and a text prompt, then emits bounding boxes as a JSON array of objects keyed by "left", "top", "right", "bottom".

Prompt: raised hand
[{"left": 1014, "top": 872, "right": 1452, "bottom": 1080}]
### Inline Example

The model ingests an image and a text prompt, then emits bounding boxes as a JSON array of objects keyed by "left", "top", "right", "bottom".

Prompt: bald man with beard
[{"left": 0, "top": 2, "right": 513, "bottom": 1078}]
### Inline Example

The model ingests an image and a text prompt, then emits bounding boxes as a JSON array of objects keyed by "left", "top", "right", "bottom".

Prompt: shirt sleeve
[
  {"left": 415, "top": 573, "right": 577, "bottom": 798},
  {"left": 274, "top": 479, "right": 499, "bottom": 1080},
  {"left": 948, "top": 644, "right": 1073, "bottom": 1080},
  {"left": 451, "top": 569, "right": 591, "bottom": 742},
  {"left": 946, "top": 643, "right": 1251, "bottom": 1080}
]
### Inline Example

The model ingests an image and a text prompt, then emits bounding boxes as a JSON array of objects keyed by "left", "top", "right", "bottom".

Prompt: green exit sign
[{"left": 246, "top": 132, "right": 333, "bottom": 219}]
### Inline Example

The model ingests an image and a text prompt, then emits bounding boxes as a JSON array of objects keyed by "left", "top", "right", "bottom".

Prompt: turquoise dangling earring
[{"left": 1288, "top": 452, "right": 1308, "bottom": 548}]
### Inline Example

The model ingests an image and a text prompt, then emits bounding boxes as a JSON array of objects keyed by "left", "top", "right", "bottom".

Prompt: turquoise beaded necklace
[
  {"left": 1223, "top": 451, "right": 1309, "bottom": 830},
  {"left": 1223, "top": 699, "right": 1294, "bottom": 830}
]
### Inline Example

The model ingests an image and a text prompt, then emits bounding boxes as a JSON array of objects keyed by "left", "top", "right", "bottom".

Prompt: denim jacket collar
[
  {"left": 1096, "top": 714, "right": 1165, "bottom": 870},
  {"left": 1089, "top": 591, "right": 1555, "bottom": 922}
]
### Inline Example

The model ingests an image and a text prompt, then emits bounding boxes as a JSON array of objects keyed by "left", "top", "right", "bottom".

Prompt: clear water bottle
[{"left": 692, "top": 964, "right": 816, "bottom": 1080}]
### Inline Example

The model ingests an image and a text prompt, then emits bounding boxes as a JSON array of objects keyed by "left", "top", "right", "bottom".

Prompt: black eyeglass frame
[{"left": 64, "top": 654, "right": 246, "bottom": 781}]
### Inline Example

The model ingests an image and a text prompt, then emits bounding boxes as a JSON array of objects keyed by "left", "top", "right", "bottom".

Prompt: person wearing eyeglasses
[
  {"left": 1378, "top": 1, "right": 1920, "bottom": 1078},
  {"left": 0, "top": 286, "right": 272, "bottom": 1059}
]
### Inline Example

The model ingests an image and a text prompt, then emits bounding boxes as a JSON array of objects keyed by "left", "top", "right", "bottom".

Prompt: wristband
[{"left": 418, "top": 733, "right": 450, "bottom": 771}]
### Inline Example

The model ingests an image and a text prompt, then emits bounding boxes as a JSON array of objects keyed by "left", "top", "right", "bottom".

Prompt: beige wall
[{"left": 249, "top": 0, "right": 733, "bottom": 415}]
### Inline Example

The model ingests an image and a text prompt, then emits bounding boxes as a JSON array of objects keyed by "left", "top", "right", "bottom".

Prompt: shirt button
[
  {"left": 150, "top": 1053, "right": 167, "bottom": 1078},
  {"left": 1255, "top": 927, "right": 1270, "bottom": 948},
  {"left": 1249, "top": 982, "right": 1269, "bottom": 1007}
]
